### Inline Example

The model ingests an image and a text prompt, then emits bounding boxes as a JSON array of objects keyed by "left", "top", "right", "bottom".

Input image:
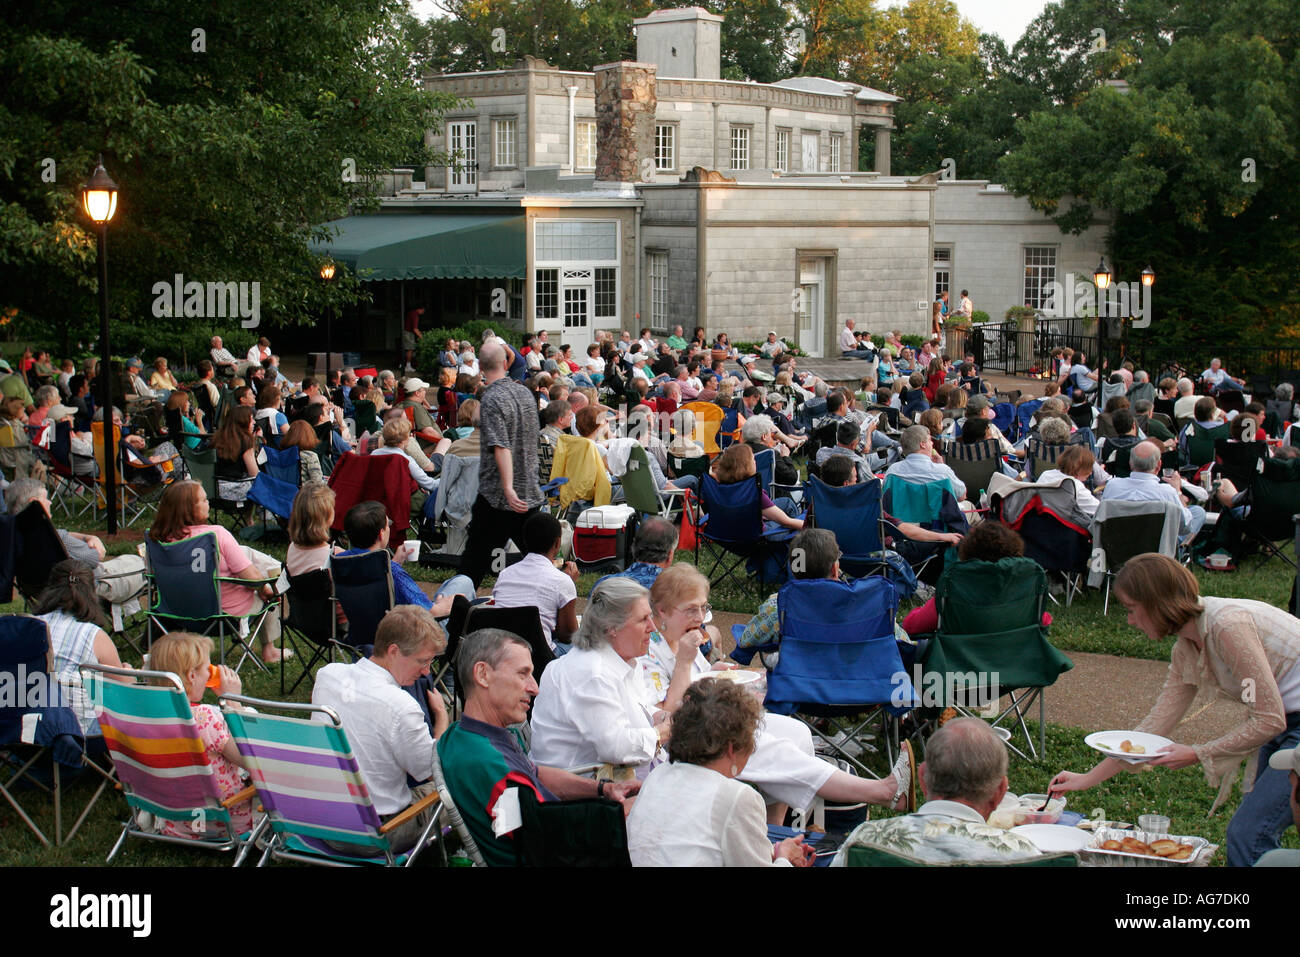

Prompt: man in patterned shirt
[{"left": 461, "top": 341, "right": 545, "bottom": 587}]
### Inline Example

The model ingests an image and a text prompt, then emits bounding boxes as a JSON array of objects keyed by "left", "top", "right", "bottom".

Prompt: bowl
[{"left": 1012, "top": 794, "right": 1067, "bottom": 826}]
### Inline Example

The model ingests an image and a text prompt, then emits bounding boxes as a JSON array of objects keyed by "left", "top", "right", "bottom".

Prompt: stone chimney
[
  {"left": 594, "top": 62, "right": 657, "bottom": 184},
  {"left": 633, "top": 7, "right": 723, "bottom": 80}
]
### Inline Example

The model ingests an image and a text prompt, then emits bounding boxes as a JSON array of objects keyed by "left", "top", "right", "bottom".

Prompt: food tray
[{"left": 1080, "top": 828, "right": 1212, "bottom": 867}]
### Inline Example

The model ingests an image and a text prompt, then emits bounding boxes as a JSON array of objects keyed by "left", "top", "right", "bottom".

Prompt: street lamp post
[
  {"left": 1093, "top": 257, "right": 1112, "bottom": 376},
  {"left": 80, "top": 156, "right": 120, "bottom": 534},
  {"left": 320, "top": 261, "right": 335, "bottom": 378}
]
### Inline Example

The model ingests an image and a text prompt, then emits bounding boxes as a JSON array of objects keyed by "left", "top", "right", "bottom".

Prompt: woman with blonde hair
[
  {"left": 1050, "top": 553, "right": 1300, "bottom": 866},
  {"left": 150, "top": 356, "right": 181, "bottom": 393}
]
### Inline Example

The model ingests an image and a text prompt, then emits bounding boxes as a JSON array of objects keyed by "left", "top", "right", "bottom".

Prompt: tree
[
  {"left": 997, "top": 0, "right": 1300, "bottom": 345},
  {"left": 0, "top": 0, "right": 459, "bottom": 355}
]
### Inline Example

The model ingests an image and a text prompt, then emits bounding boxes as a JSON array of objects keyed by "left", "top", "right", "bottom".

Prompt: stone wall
[{"left": 594, "top": 62, "right": 657, "bottom": 184}]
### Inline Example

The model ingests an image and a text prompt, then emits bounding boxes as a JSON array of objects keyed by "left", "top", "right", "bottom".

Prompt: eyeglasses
[{"left": 676, "top": 602, "right": 711, "bottom": 618}]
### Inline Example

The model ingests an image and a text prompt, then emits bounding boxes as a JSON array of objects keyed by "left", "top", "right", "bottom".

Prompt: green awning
[{"left": 311, "top": 213, "right": 525, "bottom": 281}]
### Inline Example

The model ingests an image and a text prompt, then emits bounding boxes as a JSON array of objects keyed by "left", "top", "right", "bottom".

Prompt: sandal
[{"left": 889, "top": 740, "right": 916, "bottom": 813}]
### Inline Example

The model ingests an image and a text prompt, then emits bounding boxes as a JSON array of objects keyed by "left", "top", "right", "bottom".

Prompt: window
[
  {"left": 446, "top": 120, "right": 477, "bottom": 190},
  {"left": 509, "top": 278, "right": 524, "bottom": 321},
  {"left": 575, "top": 120, "right": 597, "bottom": 171},
  {"left": 1023, "top": 246, "right": 1057, "bottom": 311},
  {"left": 933, "top": 247, "right": 951, "bottom": 301},
  {"left": 774, "top": 129, "right": 790, "bottom": 172},
  {"left": 829, "top": 134, "right": 843, "bottom": 173},
  {"left": 535, "top": 269, "right": 559, "bottom": 320},
  {"left": 595, "top": 268, "right": 617, "bottom": 318},
  {"left": 655, "top": 124, "right": 676, "bottom": 172},
  {"left": 801, "top": 132, "right": 819, "bottom": 172},
  {"left": 535, "top": 221, "right": 618, "bottom": 262},
  {"left": 648, "top": 252, "right": 668, "bottom": 328},
  {"left": 730, "top": 126, "right": 750, "bottom": 170},
  {"left": 492, "top": 118, "right": 516, "bottom": 168}
]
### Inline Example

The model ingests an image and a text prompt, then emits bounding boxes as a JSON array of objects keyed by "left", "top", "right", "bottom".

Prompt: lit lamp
[
  {"left": 1093, "top": 258, "right": 1112, "bottom": 290},
  {"left": 319, "top": 261, "right": 336, "bottom": 378},
  {"left": 1141, "top": 265, "right": 1156, "bottom": 287},
  {"left": 79, "top": 155, "right": 121, "bottom": 534}
]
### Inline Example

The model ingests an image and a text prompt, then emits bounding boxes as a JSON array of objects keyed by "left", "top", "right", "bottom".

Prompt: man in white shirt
[
  {"left": 957, "top": 289, "right": 973, "bottom": 319},
  {"left": 887, "top": 424, "right": 967, "bottom": 500},
  {"left": 760, "top": 331, "right": 787, "bottom": 359},
  {"left": 1173, "top": 377, "right": 1199, "bottom": 422},
  {"left": 1100, "top": 441, "right": 1205, "bottom": 543},
  {"left": 311, "top": 606, "right": 448, "bottom": 852},
  {"left": 1201, "top": 357, "right": 1245, "bottom": 393},
  {"left": 491, "top": 512, "right": 580, "bottom": 649},
  {"left": 246, "top": 336, "right": 271, "bottom": 368},
  {"left": 209, "top": 335, "right": 240, "bottom": 376},
  {"left": 839, "top": 318, "right": 871, "bottom": 358}
]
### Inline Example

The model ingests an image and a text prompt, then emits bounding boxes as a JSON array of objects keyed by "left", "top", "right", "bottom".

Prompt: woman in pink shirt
[{"left": 149, "top": 481, "right": 288, "bottom": 664}]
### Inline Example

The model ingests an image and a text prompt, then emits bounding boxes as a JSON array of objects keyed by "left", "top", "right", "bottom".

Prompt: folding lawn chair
[
  {"left": 1185, "top": 422, "right": 1228, "bottom": 472},
  {"left": 993, "top": 479, "right": 1093, "bottom": 607},
  {"left": 943, "top": 437, "right": 1003, "bottom": 501},
  {"left": 144, "top": 532, "right": 279, "bottom": 674},
  {"left": 180, "top": 446, "right": 245, "bottom": 530},
  {"left": 1088, "top": 499, "right": 1182, "bottom": 614},
  {"left": 1, "top": 616, "right": 114, "bottom": 847},
  {"left": 1213, "top": 437, "right": 1267, "bottom": 491},
  {"left": 804, "top": 474, "right": 886, "bottom": 579},
  {"left": 764, "top": 577, "right": 918, "bottom": 777},
  {"left": 680, "top": 401, "right": 724, "bottom": 457},
  {"left": 430, "top": 733, "right": 487, "bottom": 865},
  {"left": 329, "top": 451, "right": 417, "bottom": 547},
  {"left": 279, "top": 568, "right": 339, "bottom": 696},
  {"left": 441, "top": 600, "right": 553, "bottom": 712},
  {"left": 621, "top": 443, "right": 687, "bottom": 520},
  {"left": 881, "top": 474, "right": 969, "bottom": 583},
  {"left": 81, "top": 662, "right": 256, "bottom": 862},
  {"left": 221, "top": 694, "right": 444, "bottom": 867},
  {"left": 695, "top": 474, "right": 796, "bottom": 595},
  {"left": 920, "top": 558, "right": 1073, "bottom": 761},
  {"left": 1025, "top": 437, "right": 1067, "bottom": 481},
  {"left": 329, "top": 549, "right": 394, "bottom": 655},
  {"left": 47, "top": 420, "right": 100, "bottom": 519},
  {"left": 1237, "top": 457, "right": 1300, "bottom": 569}
]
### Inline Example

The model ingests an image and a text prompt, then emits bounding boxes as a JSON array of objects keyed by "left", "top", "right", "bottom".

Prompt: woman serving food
[{"left": 1049, "top": 553, "right": 1300, "bottom": 866}]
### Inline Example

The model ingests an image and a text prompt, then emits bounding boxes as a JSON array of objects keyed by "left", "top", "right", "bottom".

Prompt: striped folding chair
[
  {"left": 221, "top": 695, "right": 443, "bottom": 867},
  {"left": 81, "top": 663, "right": 256, "bottom": 862}
]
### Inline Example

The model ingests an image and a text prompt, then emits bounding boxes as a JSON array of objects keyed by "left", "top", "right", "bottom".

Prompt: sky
[{"left": 410, "top": 1, "right": 1052, "bottom": 47}]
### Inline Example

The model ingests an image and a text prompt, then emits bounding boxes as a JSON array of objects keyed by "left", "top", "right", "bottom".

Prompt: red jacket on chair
[{"left": 327, "top": 452, "right": 418, "bottom": 546}]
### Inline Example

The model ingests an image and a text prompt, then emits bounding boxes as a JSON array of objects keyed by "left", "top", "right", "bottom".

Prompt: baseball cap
[
  {"left": 1269, "top": 747, "right": 1300, "bottom": 774},
  {"left": 768, "top": 330, "right": 778, "bottom": 337},
  {"left": 766, "top": 391, "right": 785, "bottom": 406},
  {"left": 48, "top": 403, "right": 78, "bottom": 421},
  {"left": 126, "top": 356, "right": 143, "bottom": 369},
  {"left": 966, "top": 394, "right": 990, "bottom": 415},
  {"left": 404, "top": 377, "right": 431, "bottom": 391}
]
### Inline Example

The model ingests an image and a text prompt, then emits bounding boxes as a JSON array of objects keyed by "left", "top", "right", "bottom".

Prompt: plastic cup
[
  {"left": 205, "top": 663, "right": 222, "bottom": 690},
  {"left": 1138, "top": 813, "right": 1170, "bottom": 835}
]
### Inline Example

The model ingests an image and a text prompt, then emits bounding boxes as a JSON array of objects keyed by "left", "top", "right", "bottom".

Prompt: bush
[
  {"left": 899, "top": 334, "right": 927, "bottom": 349},
  {"left": 413, "top": 319, "right": 510, "bottom": 371},
  {"left": 1004, "top": 306, "right": 1037, "bottom": 323},
  {"left": 970, "top": 310, "right": 991, "bottom": 324}
]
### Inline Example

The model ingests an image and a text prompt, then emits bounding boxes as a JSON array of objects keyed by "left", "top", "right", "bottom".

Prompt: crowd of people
[{"left": 5, "top": 318, "right": 1300, "bottom": 869}]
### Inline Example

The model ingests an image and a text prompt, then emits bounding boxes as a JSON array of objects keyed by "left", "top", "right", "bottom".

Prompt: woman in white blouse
[
  {"left": 1034, "top": 444, "right": 1102, "bottom": 518},
  {"left": 530, "top": 575, "right": 914, "bottom": 820},
  {"left": 627, "top": 678, "right": 811, "bottom": 866}
]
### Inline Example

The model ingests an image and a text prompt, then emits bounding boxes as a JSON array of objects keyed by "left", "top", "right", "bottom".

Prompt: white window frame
[
  {"left": 1023, "top": 246, "right": 1058, "bottom": 311},
  {"left": 730, "top": 126, "right": 751, "bottom": 170},
  {"left": 933, "top": 247, "right": 952, "bottom": 302},
  {"left": 655, "top": 123, "right": 677, "bottom": 172},
  {"left": 492, "top": 117, "right": 517, "bottom": 169},
  {"left": 575, "top": 119, "right": 597, "bottom": 172},
  {"left": 647, "top": 251, "right": 669, "bottom": 330},
  {"left": 446, "top": 119, "right": 477, "bottom": 191},
  {"left": 829, "top": 134, "right": 843, "bottom": 173},
  {"left": 774, "top": 129, "right": 790, "bottom": 172}
]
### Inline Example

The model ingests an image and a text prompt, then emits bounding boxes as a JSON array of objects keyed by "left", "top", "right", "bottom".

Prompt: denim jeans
[{"left": 1225, "top": 712, "right": 1300, "bottom": 866}]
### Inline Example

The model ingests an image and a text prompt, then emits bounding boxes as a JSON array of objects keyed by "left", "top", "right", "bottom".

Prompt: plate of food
[
  {"left": 1083, "top": 828, "right": 1208, "bottom": 866},
  {"left": 693, "top": 669, "right": 760, "bottom": 686},
  {"left": 1084, "top": 730, "right": 1173, "bottom": 764}
]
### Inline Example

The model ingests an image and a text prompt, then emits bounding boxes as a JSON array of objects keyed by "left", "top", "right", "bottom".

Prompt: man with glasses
[{"left": 312, "top": 606, "right": 449, "bottom": 853}]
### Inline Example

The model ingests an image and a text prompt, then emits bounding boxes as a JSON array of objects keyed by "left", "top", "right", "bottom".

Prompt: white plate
[
  {"left": 1010, "top": 824, "right": 1093, "bottom": 853},
  {"left": 693, "top": 669, "right": 760, "bottom": 686},
  {"left": 1084, "top": 730, "right": 1173, "bottom": 764}
]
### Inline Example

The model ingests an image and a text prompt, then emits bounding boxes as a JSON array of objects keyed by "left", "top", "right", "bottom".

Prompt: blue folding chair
[
  {"left": 718, "top": 407, "right": 740, "bottom": 450},
  {"left": 247, "top": 444, "right": 300, "bottom": 527},
  {"left": 695, "top": 474, "right": 795, "bottom": 595},
  {"left": 1014, "top": 400, "right": 1042, "bottom": 443},
  {"left": 804, "top": 475, "right": 885, "bottom": 579},
  {"left": 0, "top": 615, "right": 114, "bottom": 847},
  {"left": 991, "top": 402, "right": 1016, "bottom": 437},
  {"left": 765, "top": 578, "right": 918, "bottom": 776},
  {"left": 330, "top": 550, "right": 394, "bottom": 655},
  {"left": 144, "top": 532, "right": 279, "bottom": 675}
]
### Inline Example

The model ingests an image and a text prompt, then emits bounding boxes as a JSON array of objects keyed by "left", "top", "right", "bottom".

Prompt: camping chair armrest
[
  {"left": 771, "top": 482, "right": 804, "bottom": 499},
  {"left": 660, "top": 486, "right": 688, "bottom": 499},
  {"left": 540, "top": 477, "right": 570, "bottom": 497},
  {"left": 222, "top": 785, "right": 257, "bottom": 809},
  {"left": 379, "top": 789, "right": 441, "bottom": 835}
]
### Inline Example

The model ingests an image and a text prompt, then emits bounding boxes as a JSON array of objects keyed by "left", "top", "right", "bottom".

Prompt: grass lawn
[{"left": 2, "top": 509, "right": 1295, "bottom": 866}]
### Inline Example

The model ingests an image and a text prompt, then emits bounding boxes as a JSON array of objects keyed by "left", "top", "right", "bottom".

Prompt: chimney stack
[
  {"left": 633, "top": 7, "right": 723, "bottom": 80},
  {"left": 594, "top": 61, "right": 657, "bottom": 184}
]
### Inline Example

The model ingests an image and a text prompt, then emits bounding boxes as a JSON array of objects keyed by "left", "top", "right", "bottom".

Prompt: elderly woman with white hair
[{"left": 530, "top": 575, "right": 915, "bottom": 822}]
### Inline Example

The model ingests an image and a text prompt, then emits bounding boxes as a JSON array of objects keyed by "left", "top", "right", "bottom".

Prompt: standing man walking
[{"left": 461, "top": 342, "right": 545, "bottom": 587}]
